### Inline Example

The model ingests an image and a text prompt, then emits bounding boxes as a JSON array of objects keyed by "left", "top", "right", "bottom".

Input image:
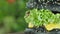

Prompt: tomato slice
[{"left": 7, "top": 0, "right": 15, "bottom": 3}]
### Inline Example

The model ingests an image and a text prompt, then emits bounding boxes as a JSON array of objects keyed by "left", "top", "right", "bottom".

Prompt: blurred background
[{"left": 0, "top": 0, "right": 28, "bottom": 34}]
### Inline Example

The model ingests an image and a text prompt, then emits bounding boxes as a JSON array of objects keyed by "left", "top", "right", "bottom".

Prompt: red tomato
[{"left": 8, "top": 0, "right": 15, "bottom": 3}]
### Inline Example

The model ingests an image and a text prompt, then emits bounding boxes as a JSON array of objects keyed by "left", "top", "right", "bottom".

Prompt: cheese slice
[
  {"left": 45, "top": 23, "right": 60, "bottom": 31},
  {"left": 55, "top": 24, "right": 60, "bottom": 28},
  {"left": 28, "top": 23, "right": 34, "bottom": 28}
]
